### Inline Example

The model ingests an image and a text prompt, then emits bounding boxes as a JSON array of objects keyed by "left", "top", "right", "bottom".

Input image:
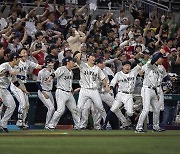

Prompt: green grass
[{"left": 0, "top": 130, "right": 180, "bottom": 154}]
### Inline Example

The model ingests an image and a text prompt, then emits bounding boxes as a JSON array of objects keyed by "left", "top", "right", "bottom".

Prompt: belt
[
  {"left": 145, "top": 86, "right": 158, "bottom": 96},
  {"left": 58, "top": 88, "right": 71, "bottom": 93},
  {"left": 119, "top": 91, "right": 131, "bottom": 94},
  {"left": 42, "top": 89, "right": 51, "bottom": 92}
]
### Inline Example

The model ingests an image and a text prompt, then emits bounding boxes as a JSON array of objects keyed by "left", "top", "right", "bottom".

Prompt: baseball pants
[
  {"left": 48, "top": 89, "right": 80, "bottom": 129},
  {"left": 111, "top": 92, "right": 134, "bottom": 117},
  {"left": 10, "top": 83, "right": 29, "bottom": 126},
  {"left": 77, "top": 88, "right": 106, "bottom": 123},
  {"left": 38, "top": 90, "right": 55, "bottom": 128},
  {"left": 0, "top": 88, "right": 16, "bottom": 128},
  {"left": 136, "top": 87, "right": 160, "bottom": 130},
  {"left": 81, "top": 99, "right": 101, "bottom": 129}
]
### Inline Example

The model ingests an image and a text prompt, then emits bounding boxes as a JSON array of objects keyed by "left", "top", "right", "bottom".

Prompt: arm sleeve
[
  {"left": 98, "top": 68, "right": 106, "bottom": 81},
  {"left": 110, "top": 73, "right": 118, "bottom": 87},
  {"left": 151, "top": 52, "right": 163, "bottom": 65},
  {"left": 36, "top": 82, "right": 43, "bottom": 91},
  {"left": 28, "top": 60, "right": 39, "bottom": 69},
  {"left": 13, "top": 81, "right": 20, "bottom": 87},
  {"left": 133, "top": 64, "right": 141, "bottom": 76},
  {"left": 54, "top": 67, "right": 63, "bottom": 78}
]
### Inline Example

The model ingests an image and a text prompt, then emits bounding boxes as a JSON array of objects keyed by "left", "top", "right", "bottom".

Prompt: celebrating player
[
  {"left": 73, "top": 51, "right": 110, "bottom": 128},
  {"left": 136, "top": 50, "right": 166, "bottom": 133},
  {"left": 10, "top": 48, "right": 42, "bottom": 129},
  {"left": 0, "top": 52, "right": 27, "bottom": 132},
  {"left": 37, "top": 58, "right": 55, "bottom": 130},
  {"left": 103, "top": 59, "right": 142, "bottom": 129},
  {"left": 47, "top": 56, "right": 80, "bottom": 130}
]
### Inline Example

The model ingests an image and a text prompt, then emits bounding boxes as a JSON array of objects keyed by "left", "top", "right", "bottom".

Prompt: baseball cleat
[
  {"left": 0, "top": 127, "right": 9, "bottom": 133},
  {"left": 135, "top": 129, "right": 147, "bottom": 133},
  {"left": 152, "top": 128, "right": 166, "bottom": 132}
]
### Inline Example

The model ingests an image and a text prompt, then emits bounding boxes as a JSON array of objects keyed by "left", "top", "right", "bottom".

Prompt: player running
[{"left": 103, "top": 59, "right": 142, "bottom": 130}]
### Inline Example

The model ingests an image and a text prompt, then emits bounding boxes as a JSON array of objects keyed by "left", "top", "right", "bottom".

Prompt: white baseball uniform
[
  {"left": 136, "top": 61, "right": 163, "bottom": 130},
  {"left": 77, "top": 62, "right": 107, "bottom": 125},
  {"left": 37, "top": 68, "right": 55, "bottom": 129},
  {"left": 48, "top": 66, "right": 80, "bottom": 129},
  {"left": 10, "top": 59, "right": 38, "bottom": 127},
  {"left": 0, "top": 62, "right": 17, "bottom": 128},
  {"left": 110, "top": 65, "right": 141, "bottom": 117},
  {"left": 81, "top": 67, "right": 128, "bottom": 129},
  {"left": 150, "top": 65, "right": 167, "bottom": 112},
  {"left": 80, "top": 98, "right": 101, "bottom": 129}
]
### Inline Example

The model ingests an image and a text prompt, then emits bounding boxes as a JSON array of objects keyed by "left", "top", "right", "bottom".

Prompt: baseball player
[
  {"left": 0, "top": 52, "right": 27, "bottom": 132},
  {"left": 149, "top": 64, "right": 170, "bottom": 129},
  {"left": 9, "top": 48, "right": 42, "bottom": 129},
  {"left": 103, "top": 60, "right": 142, "bottom": 129},
  {"left": 73, "top": 51, "right": 110, "bottom": 127},
  {"left": 47, "top": 56, "right": 80, "bottom": 129},
  {"left": 136, "top": 50, "right": 166, "bottom": 132},
  {"left": 37, "top": 58, "right": 55, "bottom": 130},
  {"left": 80, "top": 58, "right": 128, "bottom": 130}
]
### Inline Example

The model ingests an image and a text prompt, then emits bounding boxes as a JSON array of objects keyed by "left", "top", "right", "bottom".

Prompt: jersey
[
  {"left": 0, "top": 62, "right": 17, "bottom": 89},
  {"left": 15, "top": 59, "right": 38, "bottom": 83},
  {"left": 98, "top": 67, "right": 114, "bottom": 93},
  {"left": 110, "top": 65, "right": 141, "bottom": 93},
  {"left": 142, "top": 61, "right": 161, "bottom": 87},
  {"left": 37, "top": 68, "right": 54, "bottom": 91},
  {"left": 54, "top": 66, "right": 73, "bottom": 91},
  {"left": 79, "top": 62, "right": 106, "bottom": 89}
]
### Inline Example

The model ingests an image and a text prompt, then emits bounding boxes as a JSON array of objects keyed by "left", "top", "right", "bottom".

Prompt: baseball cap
[
  {"left": 122, "top": 60, "right": 132, "bottom": 66},
  {"left": 9, "top": 52, "right": 22, "bottom": 61},
  {"left": 80, "top": 43, "right": 87, "bottom": 48},
  {"left": 64, "top": 47, "right": 72, "bottom": 51},
  {"left": 95, "top": 58, "right": 104, "bottom": 64},
  {"left": 62, "top": 56, "right": 74, "bottom": 65},
  {"left": 122, "top": 17, "right": 128, "bottom": 21},
  {"left": 86, "top": 52, "right": 96, "bottom": 58},
  {"left": 171, "top": 48, "right": 177, "bottom": 52},
  {"left": 35, "top": 43, "right": 42, "bottom": 49}
]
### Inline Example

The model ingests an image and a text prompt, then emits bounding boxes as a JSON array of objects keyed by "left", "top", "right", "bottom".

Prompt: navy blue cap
[
  {"left": 62, "top": 56, "right": 74, "bottom": 65},
  {"left": 86, "top": 52, "right": 95, "bottom": 58},
  {"left": 122, "top": 60, "right": 132, "bottom": 66},
  {"left": 9, "top": 52, "right": 22, "bottom": 61},
  {"left": 95, "top": 58, "right": 104, "bottom": 64}
]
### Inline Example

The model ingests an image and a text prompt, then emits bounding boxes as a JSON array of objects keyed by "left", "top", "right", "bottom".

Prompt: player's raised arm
[
  {"left": 109, "top": 73, "right": 118, "bottom": 89},
  {"left": 151, "top": 49, "right": 165, "bottom": 65},
  {"left": 73, "top": 51, "right": 81, "bottom": 65}
]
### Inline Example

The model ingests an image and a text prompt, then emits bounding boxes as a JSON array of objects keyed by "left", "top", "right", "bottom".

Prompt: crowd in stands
[{"left": 0, "top": 0, "right": 180, "bottom": 128}]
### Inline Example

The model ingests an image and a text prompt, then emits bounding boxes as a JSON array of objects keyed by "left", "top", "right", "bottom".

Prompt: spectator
[
  {"left": 0, "top": 48, "right": 10, "bottom": 64},
  {"left": 169, "top": 48, "right": 180, "bottom": 75},
  {"left": 46, "top": 45, "right": 59, "bottom": 69},
  {"left": 67, "top": 28, "right": 86, "bottom": 53}
]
